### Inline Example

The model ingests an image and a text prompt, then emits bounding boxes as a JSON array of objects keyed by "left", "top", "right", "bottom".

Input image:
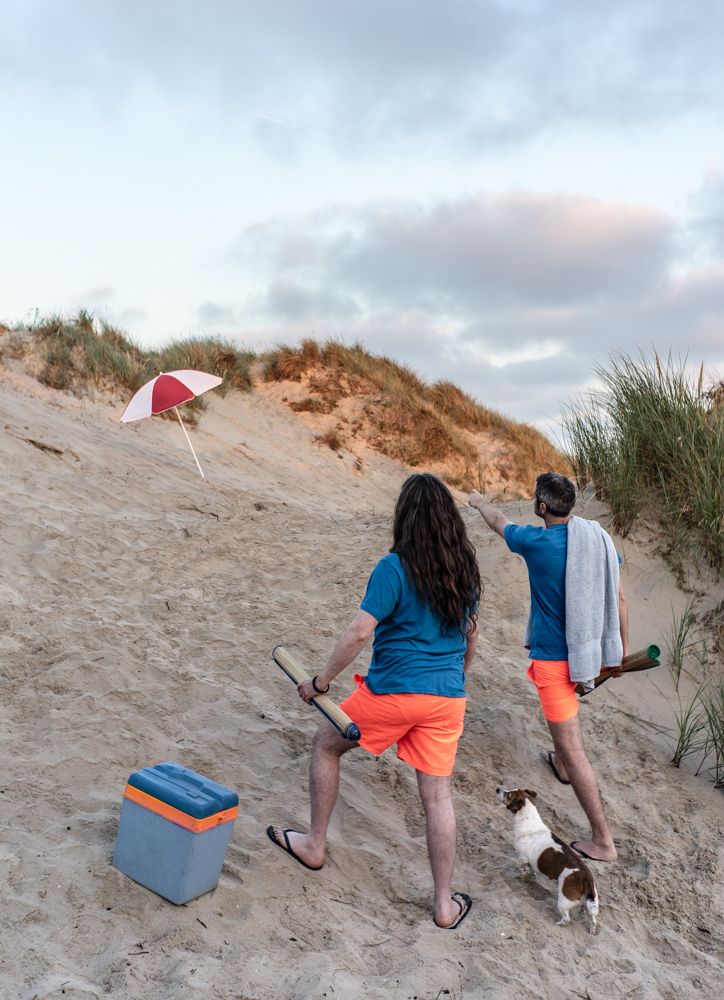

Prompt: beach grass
[
  {"left": 563, "top": 351, "right": 724, "bottom": 569},
  {"left": 2, "top": 315, "right": 567, "bottom": 490},
  {"left": 263, "top": 338, "right": 566, "bottom": 492},
  {"left": 2, "top": 311, "right": 254, "bottom": 425}
]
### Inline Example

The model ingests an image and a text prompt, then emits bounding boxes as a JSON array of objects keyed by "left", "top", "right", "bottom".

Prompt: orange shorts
[
  {"left": 527, "top": 659, "right": 579, "bottom": 723},
  {"left": 339, "top": 675, "right": 465, "bottom": 777}
]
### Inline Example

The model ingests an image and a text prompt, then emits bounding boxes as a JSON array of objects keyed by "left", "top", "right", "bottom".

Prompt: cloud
[
  {"left": 239, "top": 192, "right": 675, "bottom": 320},
  {"left": 228, "top": 188, "right": 724, "bottom": 424},
  {"left": 3, "top": 1, "right": 723, "bottom": 149}
]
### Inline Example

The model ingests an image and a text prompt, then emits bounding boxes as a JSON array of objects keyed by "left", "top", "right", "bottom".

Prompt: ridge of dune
[{"left": 1, "top": 360, "right": 723, "bottom": 1000}]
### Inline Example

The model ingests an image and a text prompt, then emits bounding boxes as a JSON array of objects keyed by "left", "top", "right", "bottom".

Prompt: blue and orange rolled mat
[{"left": 271, "top": 645, "right": 361, "bottom": 742}]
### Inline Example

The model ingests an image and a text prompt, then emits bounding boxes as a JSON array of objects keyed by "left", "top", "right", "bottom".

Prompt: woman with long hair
[{"left": 268, "top": 473, "right": 481, "bottom": 929}]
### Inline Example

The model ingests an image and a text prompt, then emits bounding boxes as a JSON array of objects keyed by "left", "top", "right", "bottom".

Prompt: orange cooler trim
[{"left": 123, "top": 784, "right": 238, "bottom": 833}]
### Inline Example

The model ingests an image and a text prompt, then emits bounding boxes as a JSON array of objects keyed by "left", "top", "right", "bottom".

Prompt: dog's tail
[{"left": 586, "top": 887, "right": 599, "bottom": 935}]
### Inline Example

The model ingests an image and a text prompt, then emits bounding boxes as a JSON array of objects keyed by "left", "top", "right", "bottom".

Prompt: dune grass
[
  {"left": 263, "top": 338, "right": 566, "bottom": 492},
  {"left": 3, "top": 311, "right": 254, "bottom": 425},
  {"left": 2, "top": 316, "right": 566, "bottom": 490},
  {"left": 563, "top": 351, "right": 724, "bottom": 569}
]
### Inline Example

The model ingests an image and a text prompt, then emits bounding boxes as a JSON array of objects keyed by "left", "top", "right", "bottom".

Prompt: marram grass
[{"left": 563, "top": 351, "right": 724, "bottom": 570}]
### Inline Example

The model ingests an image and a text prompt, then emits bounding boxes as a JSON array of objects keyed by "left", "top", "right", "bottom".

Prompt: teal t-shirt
[
  {"left": 359, "top": 553, "right": 468, "bottom": 697},
  {"left": 505, "top": 523, "right": 568, "bottom": 660},
  {"left": 504, "top": 522, "right": 622, "bottom": 661}
]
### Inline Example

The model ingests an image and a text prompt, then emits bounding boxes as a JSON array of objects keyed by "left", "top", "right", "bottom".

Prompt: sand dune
[{"left": 1, "top": 363, "right": 723, "bottom": 1000}]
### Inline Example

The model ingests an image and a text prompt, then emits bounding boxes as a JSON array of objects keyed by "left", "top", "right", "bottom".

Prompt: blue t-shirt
[
  {"left": 504, "top": 522, "right": 622, "bottom": 661},
  {"left": 359, "top": 553, "right": 468, "bottom": 697},
  {"left": 505, "top": 523, "right": 568, "bottom": 660}
]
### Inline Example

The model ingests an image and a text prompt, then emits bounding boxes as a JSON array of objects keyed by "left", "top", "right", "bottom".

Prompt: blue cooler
[{"left": 113, "top": 761, "right": 238, "bottom": 904}]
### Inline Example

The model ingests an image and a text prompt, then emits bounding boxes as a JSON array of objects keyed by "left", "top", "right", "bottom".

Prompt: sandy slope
[{"left": 1, "top": 365, "right": 723, "bottom": 1000}]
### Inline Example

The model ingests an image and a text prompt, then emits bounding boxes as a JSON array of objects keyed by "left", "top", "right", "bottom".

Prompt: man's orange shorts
[
  {"left": 339, "top": 675, "right": 465, "bottom": 777},
  {"left": 527, "top": 659, "right": 579, "bottom": 723}
]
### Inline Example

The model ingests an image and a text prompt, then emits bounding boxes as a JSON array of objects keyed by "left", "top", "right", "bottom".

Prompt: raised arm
[
  {"left": 297, "top": 609, "right": 377, "bottom": 704},
  {"left": 468, "top": 489, "right": 513, "bottom": 539}
]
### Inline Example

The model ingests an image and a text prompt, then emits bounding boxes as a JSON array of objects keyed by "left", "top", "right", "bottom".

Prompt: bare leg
[
  {"left": 271, "top": 720, "right": 357, "bottom": 867},
  {"left": 416, "top": 772, "right": 465, "bottom": 927},
  {"left": 547, "top": 715, "right": 617, "bottom": 861}
]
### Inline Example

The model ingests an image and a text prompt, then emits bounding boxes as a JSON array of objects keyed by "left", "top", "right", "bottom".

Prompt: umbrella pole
[{"left": 174, "top": 407, "right": 205, "bottom": 478}]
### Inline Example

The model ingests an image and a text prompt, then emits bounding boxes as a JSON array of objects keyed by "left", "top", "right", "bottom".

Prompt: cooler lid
[{"left": 127, "top": 762, "right": 239, "bottom": 819}]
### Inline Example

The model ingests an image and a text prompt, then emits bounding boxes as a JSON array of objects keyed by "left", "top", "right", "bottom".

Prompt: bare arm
[
  {"left": 297, "top": 609, "right": 377, "bottom": 704},
  {"left": 618, "top": 577, "right": 629, "bottom": 660},
  {"left": 468, "top": 489, "right": 513, "bottom": 539},
  {"left": 464, "top": 618, "right": 479, "bottom": 674}
]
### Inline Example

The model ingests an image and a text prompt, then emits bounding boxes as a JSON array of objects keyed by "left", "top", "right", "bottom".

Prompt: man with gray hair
[{"left": 469, "top": 472, "right": 628, "bottom": 863}]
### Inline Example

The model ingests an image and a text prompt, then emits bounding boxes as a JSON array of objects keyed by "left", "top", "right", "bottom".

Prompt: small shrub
[
  {"left": 290, "top": 398, "right": 331, "bottom": 414},
  {"left": 316, "top": 429, "right": 342, "bottom": 451}
]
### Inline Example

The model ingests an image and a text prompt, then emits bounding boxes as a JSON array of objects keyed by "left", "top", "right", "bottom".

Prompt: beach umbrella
[{"left": 120, "top": 369, "right": 223, "bottom": 477}]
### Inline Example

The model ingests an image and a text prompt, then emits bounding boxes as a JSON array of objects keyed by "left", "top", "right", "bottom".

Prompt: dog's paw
[{"left": 556, "top": 914, "right": 571, "bottom": 926}]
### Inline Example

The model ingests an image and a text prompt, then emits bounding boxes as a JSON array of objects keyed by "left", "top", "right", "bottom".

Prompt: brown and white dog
[{"left": 496, "top": 787, "right": 599, "bottom": 933}]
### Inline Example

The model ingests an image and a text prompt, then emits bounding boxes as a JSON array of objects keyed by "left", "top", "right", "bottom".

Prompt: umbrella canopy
[{"left": 120, "top": 370, "right": 223, "bottom": 423}]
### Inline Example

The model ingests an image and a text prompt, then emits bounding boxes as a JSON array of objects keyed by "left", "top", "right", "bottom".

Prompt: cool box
[{"left": 113, "top": 761, "right": 238, "bottom": 904}]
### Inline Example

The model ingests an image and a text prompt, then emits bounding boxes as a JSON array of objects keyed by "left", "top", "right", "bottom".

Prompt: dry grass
[
  {"left": 2, "top": 312, "right": 254, "bottom": 426},
  {"left": 262, "top": 338, "right": 566, "bottom": 493}
]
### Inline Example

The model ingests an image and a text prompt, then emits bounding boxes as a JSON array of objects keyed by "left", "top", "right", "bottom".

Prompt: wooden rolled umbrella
[{"left": 575, "top": 645, "right": 661, "bottom": 697}]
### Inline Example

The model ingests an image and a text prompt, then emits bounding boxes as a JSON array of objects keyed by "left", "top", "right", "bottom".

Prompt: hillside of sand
[{"left": 1, "top": 360, "right": 724, "bottom": 1000}]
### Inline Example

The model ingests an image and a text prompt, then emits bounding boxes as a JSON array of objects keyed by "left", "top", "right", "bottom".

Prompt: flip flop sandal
[
  {"left": 266, "top": 826, "right": 323, "bottom": 871},
  {"left": 436, "top": 893, "right": 473, "bottom": 930},
  {"left": 570, "top": 841, "right": 614, "bottom": 863},
  {"left": 544, "top": 750, "right": 571, "bottom": 785}
]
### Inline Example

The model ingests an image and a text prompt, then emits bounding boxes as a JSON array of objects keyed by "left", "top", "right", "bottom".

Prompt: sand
[{"left": 1, "top": 358, "right": 723, "bottom": 1000}]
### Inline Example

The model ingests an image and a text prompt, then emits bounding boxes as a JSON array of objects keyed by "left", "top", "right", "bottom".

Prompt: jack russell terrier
[{"left": 496, "top": 787, "right": 599, "bottom": 934}]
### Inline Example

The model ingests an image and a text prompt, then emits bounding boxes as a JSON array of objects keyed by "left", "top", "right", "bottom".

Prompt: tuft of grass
[
  {"left": 670, "top": 685, "right": 710, "bottom": 769},
  {"left": 667, "top": 598, "right": 698, "bottom": 690},
  {"left": 263, "top": 338, "right": 566, "bottom": 492},
  {"left": 315, "top": 428, "right": 342, "bottom": 451},
  {"left": 563, "top": 351, "right": 724, "bottom": 567},
  {"left": 7, "top": 311, "right": 254, "bottom": 426},
  {"left": 702, "top": 676, "right": 724, "bottom": 787}
]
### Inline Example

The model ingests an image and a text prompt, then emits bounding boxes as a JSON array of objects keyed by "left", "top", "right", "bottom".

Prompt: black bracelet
[{"left": 312, "top": 675, "right": 330, "bottom": 694}]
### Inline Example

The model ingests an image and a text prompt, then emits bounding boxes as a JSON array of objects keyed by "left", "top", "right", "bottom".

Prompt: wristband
[{"left": 312, "top": 675, "right": 330, "bottom": 694}]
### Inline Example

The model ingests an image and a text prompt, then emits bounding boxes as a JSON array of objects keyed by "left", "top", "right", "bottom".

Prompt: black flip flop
[
  {"left": 435, "top": 893, "right": 473, "bottom": 930},
  {"left": 544, "top": 750, "right": 571, "bottom": 786},
  {"left": 570, "top": 841, "right": 614, "bottom": 863},
  {"left": 266, "top": 826, "right": 323, "bottom": 871}
]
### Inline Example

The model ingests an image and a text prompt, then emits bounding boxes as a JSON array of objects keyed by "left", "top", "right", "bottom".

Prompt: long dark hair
[{"left": 391, "top": 473, "right": 481, "bottom": 637}]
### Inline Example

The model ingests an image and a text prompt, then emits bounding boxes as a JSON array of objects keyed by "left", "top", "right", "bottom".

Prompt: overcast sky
[{"left": 2, "top": 1, "right": 723, "bottom": 428}]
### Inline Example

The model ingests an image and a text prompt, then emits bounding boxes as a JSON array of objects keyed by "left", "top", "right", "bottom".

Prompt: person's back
[
  {"left": 362, "top": 551, "right": 467, "bottom": 697},
  {"left": 504, "top": 522, "right": 567, "bottom": 662}
]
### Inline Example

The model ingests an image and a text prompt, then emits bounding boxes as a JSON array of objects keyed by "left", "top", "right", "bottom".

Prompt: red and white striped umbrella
[
  {"left": 120, "top": 370, "right": 222, "bottom": 423},
  {"left": 120, "top": 369, "right": 223, "bottom": 477}
]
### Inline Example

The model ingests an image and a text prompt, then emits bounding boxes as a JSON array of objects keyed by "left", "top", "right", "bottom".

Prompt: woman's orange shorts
[
  {"left": 339, "top": 675, "right": 465, "bottom": 777},
  {"left": 527, "top": 659, "right": 579, "bottom": 723}
]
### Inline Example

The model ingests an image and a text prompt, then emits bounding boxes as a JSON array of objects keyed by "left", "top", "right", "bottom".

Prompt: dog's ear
[
  {"left": 506, "top": 792, "right": 526, "bottom": 813},
  {"left": 524, "top": 789, "right": 538, "bottom": 800}
]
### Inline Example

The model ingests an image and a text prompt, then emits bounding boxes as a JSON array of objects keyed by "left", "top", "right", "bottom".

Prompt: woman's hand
[{"left": 297, "top": 678, "right": 318, "bottom": 705}]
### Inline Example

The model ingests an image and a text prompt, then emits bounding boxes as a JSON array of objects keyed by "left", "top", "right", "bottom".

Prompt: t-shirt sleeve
[
  {"left": 504, "top": 523, "right": 527, "bottom": 554},
  {"left": 360, "top": 557, "right": 403, "bottom": 622}
]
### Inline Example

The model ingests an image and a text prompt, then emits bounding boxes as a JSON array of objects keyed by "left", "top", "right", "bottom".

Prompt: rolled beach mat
[
  {"left": 576, "top": 645, "right": 661, "bottom": 697},
  {"left": 271, "top": 645, "right": 362, "bottom": 742}
]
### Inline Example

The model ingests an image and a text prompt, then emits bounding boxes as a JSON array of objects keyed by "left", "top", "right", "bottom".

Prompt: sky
[{"left": 1, "top": 1, "right": 724, "bottom": 430}]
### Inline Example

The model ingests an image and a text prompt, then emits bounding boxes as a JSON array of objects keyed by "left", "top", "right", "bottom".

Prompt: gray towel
[{"left": 523, "top": 516, "right": 622, "bottom": 687}]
